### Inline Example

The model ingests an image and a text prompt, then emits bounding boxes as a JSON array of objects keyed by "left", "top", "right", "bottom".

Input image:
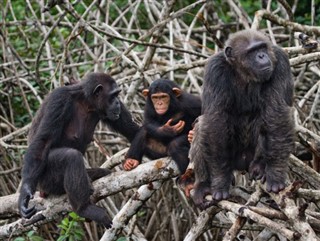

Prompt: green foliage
[
  {"left": 116, "top": 237, "right": 127, "bottom": 241},
  {"left": 57, "top": 212, "right": 85, "bottom": 241},
  {"left": 240, "top": 0, "right": 261, "bottom": 17},
  {"left": 13, "top": 230, "right": 43, "bottom": 241},
  {"left": 11, "top": 210, "right": 84, "bottom": 241},
  {"left": 294, "top": 0, "right": 320, "bottom": 25}
]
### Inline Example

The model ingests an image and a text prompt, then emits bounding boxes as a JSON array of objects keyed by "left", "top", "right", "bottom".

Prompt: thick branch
[{"left": 0, "top": 158, "right": 179, "bottom": 239}]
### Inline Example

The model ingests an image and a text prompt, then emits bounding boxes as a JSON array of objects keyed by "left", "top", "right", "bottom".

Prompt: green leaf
[
  {"left": 69, "top": 212, "right": 78, "bottom": 219},
  {"left": 73, "top": 221, "right": 79, "bottom": 226},
  {"left": 74, "top": 230, "right": 85, "bottom": 238},
  {"left": 117, "top": 237, "right": 127, "bottom": 241},
  {"left": 58, "top": 224, "right": 67, "bottom": 231},
  {"left": 27, "top": 231, "right": 35, "bottom": 237},
  {"left": 13, "top": 238, "right": 25, "bottom": 241},
  {"left": 75, "top": 229, "right": 84, "bottom": 235},
  {"left": 30, "top": 236, "right": 43, "bottom": 241},
  {"left": 61, "top": 218, "right": 69, "bottom": 226},
  {"left": 57, "top": 235, "right": 67, "bottom": 241}
]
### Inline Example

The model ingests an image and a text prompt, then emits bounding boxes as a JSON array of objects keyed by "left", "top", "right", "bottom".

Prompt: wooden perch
[
  {"left": 0, "top": 158, "right": 179, "bottom": 239},
  {"left": 2, "top": 150, "right": 320, "bottom": 240},
  {"left": 183, "top": 155, "right": 320, "bottom": 240}
]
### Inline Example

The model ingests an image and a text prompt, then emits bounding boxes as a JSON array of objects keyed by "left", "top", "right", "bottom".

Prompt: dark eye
[{"left": 109, "top": 95, "right": 116, "bottom": 103}]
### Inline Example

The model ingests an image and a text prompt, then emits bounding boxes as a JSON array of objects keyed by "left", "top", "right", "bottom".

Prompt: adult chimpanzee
[
  {"left": 123, "top": 79, "right": 201, "bottom": 174},
  {"left": 190, "top": 29, "right": 295, "bottom": 208},
  {"left": 19, "top": 73, "right": 139, "bottom": 228}
]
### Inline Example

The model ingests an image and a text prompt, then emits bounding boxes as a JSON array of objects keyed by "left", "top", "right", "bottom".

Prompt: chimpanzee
[
  {"left": 19, "top": 73, "right": 139, "bottom": 228},
  {"left": 123, "top": 79, "right": 201, "bottom": 174},
  {"left": 190, "top": 29, "right": 295, "bottom": 208}
]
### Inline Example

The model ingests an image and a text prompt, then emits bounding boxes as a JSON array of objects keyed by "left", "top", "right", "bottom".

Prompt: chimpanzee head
[
  {"left": 142, "top": 79, "right": 182, "bottom": 116},
  {"left": 224, "top": 29, "right": 276, "bottom": 82},
  {"left": 82, "top": 73, "right": 121, "bottom": 121}
]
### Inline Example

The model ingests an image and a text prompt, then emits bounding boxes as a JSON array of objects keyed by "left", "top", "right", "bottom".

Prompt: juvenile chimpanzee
[
  {"left": 123, "top": 79, "right": 201, "bottom": 174},
  {"left": 19, "top": 73, "right": 139, "bottom": 228},
  {"left": 190, "top": 29, "right": 295, "bottom": 207}
]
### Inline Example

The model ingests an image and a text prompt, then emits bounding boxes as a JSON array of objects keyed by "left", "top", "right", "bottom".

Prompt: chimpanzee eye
[{"left": 109, "top": 94, "right": 117, "bottom": 103}]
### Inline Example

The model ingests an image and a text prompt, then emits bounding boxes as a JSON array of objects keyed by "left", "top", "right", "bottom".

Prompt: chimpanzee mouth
[
  {"left": 103, "top": 112, "right": 120, "bottom": 121},
  {"left": 156, "top": 108, "right": 167, "bottom": 115},
  {"left": 261, "top": 67, "right": 272, "bottom": 72},
  {"left": 109, "top": 113, "right": 120, "bottom": 120}
]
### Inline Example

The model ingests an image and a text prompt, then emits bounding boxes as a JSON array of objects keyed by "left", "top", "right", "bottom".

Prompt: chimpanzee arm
[
  {"left": 273, "top": 46, "right": 294, "bottom": 107},
  {"left": 193, "top": 53, "right": 235, "bottom": 202},
  {"left": 19, "top": 88, "right": 74, "bottom": 218},
  {"left": 188, "top": 115, "right": 213, "bottom": 207},
  {"left": 181, "top": 94, "right": 202, "bottom": 119},
  {"left": 144, "top": 117, "right": 185, "bottom": 140},
  {"left": 125, "top": 127, "right": 147, "bottom": 162},
  {"left": 258, "top": 48, "right": 295, "bottom": 193},
  {"left": 106, "top": 101, "right": 140, "bottom": 142}
]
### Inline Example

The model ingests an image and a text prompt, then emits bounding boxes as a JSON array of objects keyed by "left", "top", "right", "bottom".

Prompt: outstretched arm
[{"left": 123, "top": 128, "right": 147, "bottom": 171}]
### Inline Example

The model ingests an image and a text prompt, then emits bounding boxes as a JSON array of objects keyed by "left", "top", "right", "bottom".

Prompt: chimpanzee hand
[
  {"left": 161, "top": 119, "right": 185, "bottom": 134},
  {"left": 187, "top": 129, "right": 194, "bottom": 143},
  {"left": 123, "top": 158, "right": 140, "bottom": 171},
  {"left": 177, "top": 168, "right": 195, "bottom": 197},
  {"left": 19, "top": 184, "right": 37, "bottom": 218}
]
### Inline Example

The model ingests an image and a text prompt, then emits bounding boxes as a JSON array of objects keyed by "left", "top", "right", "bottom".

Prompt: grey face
[{"left": 106, "top": 96, "right": 121, "bottom": 121}]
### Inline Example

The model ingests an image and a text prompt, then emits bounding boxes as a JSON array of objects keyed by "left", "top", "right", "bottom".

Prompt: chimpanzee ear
[
  {"left": 142, "top": 89, "right": 149, "bottom": 98},
  {"left": 93, "top": 84, "right": 103, "bottom": 96},
  {"left": 225, "top": 46, "right": 233, "bottom": 58},
  {"left": 172, "top": 87, "right": 182, "bottom": 97}
]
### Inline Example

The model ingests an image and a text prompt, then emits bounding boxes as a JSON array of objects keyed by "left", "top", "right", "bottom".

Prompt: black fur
[
  {"left": 126, "top": 79, "right": 201, "bottom": 173},
  {"left": 190, "top": 30, "right": 294, "bottom": 208},
  {"left": 19, "top": 73, "right": 139, "bottom": 227}
]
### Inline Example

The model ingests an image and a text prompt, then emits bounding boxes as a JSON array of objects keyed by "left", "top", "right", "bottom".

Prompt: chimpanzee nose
[{"left": 256, "top": 52, "right": 269, "bottom": 65}]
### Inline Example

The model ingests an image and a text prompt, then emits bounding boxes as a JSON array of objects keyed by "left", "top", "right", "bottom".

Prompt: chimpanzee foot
[
  {"left": 266, "top": 180, "right": 285, "bottom": 193},
  {"left": 192, "top": 182, "right": 213, "bottom": 210},
  {"left": 103, "top": 219, "right": 112, "bottom": 229},
  {"left": 212, "top": 189, "right": 229, "bottom": 201}
]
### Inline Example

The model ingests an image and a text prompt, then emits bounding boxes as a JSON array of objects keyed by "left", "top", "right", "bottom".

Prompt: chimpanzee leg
[
  {"left": 41, "top": 148, "right": 112, "bottom": 227},
  {"left": 63, "top": 148, "right": 112, "bottom": 227},
  {"left": 38, "top": 150, "right": 110, "bottom": 194},
  {"left": 167, "top": 135, "right": 190, "bottom": 173},
  {"left": 87, "top": 168, "right": 111, "bottom": 182},
  {"left": 37, "top": 148, "right": 68, "bottom": 195}
]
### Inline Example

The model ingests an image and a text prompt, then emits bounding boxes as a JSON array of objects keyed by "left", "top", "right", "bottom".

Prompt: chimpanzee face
[
  {"left": 106, "top": 87, "right": 121, "bottom": 121},
  {"left": 92, "top": 80, "right": 121, "bottom": 121},
  {"left": 142, "top": 83, "right": 182, "bottom": 115},
  {"left": 106, "top": 93, "right": 121, "bottom": 120},
  {"left": 151, "top": 92, "right": 170, "bottom": 115},
  {"left": 246, "top": 43, "right": 274, "bottom": 80},
  {"left": 225, "top": 36, "right": 275, "bottom": 82}
]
